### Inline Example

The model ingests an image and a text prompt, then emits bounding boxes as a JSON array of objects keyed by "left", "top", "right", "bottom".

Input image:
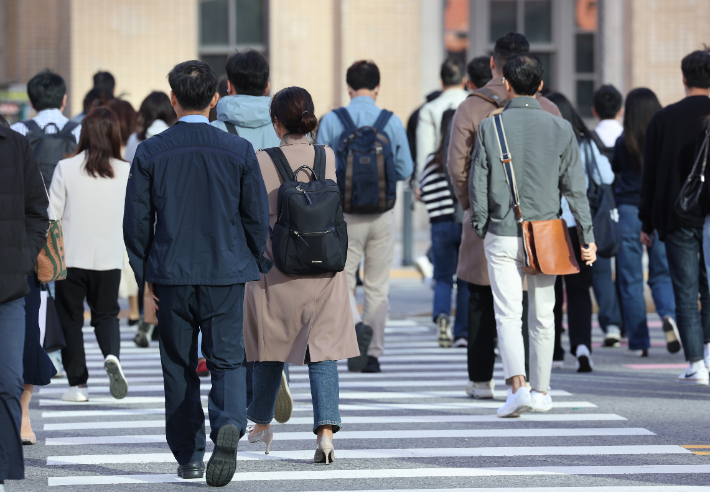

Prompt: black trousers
[
  {"left": 156, "top": 283, "right": 247, "bottom": 466},
  {"left": 467, "top": 283, "right": 529, "bottom": 382},
  {"left": 554, "top": 228, "right": 593, "bottom": 359},
  {"left": 56, "top": 268, "right": 121, "bottom": 386}
]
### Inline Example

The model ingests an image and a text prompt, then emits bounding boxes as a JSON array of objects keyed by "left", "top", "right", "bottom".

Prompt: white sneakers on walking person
[
  {"left": 466, "top": 380, "right": 495, "bottom": 399},
  {"left": 677, "top": 360, "right": 710, "bottom": 385},
  {"left": 104, "top": 355, "right": 128, "bottom": 399},
  {"left": 705, "top": 342, "right": 710, "bottom": 369},
  {"left": 530, "top": 389, "right": 553, "bottom": 413},
  {"left": 575, "top": 344, "right": 594, "bottom": 372},
  {"left": 497, "top": 387, "right": 532, "bottom": 418},
  {"left": 62, "top": 385, "right": 89, "bottom": 402}
]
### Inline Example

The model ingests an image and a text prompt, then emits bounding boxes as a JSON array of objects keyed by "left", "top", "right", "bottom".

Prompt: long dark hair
[
  {"left": 270, "top": 86, "right": 318, "bottom": 136},
  {"left": 136, "top": 91, "right": 176, "bottom": 141},
  {"left": 73, "top": 107, "right": 124, "bottom": 178},
  {"left": 105, "top": 99, "right": 137, "bottom": 146},
  {"left": 546, "top": 92, "right": 591, "bottom": 141},
  {"left": 623, "top": 88, "right": 662, "bottom": 173},
  {"left": 429, "top": 110, "right": 455, "bottom": 172}
]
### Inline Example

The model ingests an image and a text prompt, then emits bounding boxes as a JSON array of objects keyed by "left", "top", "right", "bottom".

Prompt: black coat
[
  {"left": 0, "top": 126, "right": 49, "bottom": 303},
  {"left": 124, "top": 120, "right": 272, "bottom": 287}
]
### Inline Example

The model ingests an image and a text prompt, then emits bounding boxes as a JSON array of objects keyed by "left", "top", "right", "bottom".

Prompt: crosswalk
[{"left": 21, "top": 317, "right": 710, "bottom": 490}]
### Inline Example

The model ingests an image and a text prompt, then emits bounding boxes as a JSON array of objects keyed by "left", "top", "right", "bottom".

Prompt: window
[
  {"left": 574, "top": 0, "right": 598, "bottom": 118},
  {"left": 198, "top": 0, "right": 267, "bottom": 77}
]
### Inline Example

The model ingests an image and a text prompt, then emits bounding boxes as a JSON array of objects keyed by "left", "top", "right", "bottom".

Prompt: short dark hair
[
  {"left": 167, "top": 61, "right": 218, "bottom": 111},
  {"left": 27, "top": 71, "right": 66, "bottom": 111},
  {"left": 493, "top": 32, "right": 530, "bottom": 70},
  {"left": 467, "top": 56, "right": 492, "bottom": 89},
  {"left": 682, "top": 49, "right": 710, "bottom": 89},
  {"left": 270, "top": 86, "right": 317, "bottom": 135},
  {"left": 441, "top": 58, "right": 464, "bottom": 86},
  {"left": 93, "top": 71, "right": 115, "bottom": 92},
  {"left": 592, "top": 84, "right": 623, "bottom": 119},
  {"left": 346, "top": 60, "right": 380, "bottom": 91},
  {"left": 225, "top": 50, "right": 269, "bottom": 96},
  {"left": 82, "top": 87, "right": 113, "bottom": 114},
  {"left": 502, "top": 53, "right": 543, "bottom": 96}
]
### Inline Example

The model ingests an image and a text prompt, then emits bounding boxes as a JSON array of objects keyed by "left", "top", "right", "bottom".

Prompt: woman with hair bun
[{"left": 243, "top": 86, "right": 358, "bottom": 464}]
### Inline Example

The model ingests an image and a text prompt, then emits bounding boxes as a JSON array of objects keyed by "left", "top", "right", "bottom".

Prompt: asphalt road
[{"left": 12, "top": 275, "right": 710, "bottom": 491}]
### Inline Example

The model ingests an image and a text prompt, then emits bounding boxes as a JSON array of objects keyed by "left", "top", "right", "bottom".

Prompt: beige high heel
[
  {"left": 247, "top": 426, "right": 274, "bottom": 454},
  {"left": 314, "top": 434, "right": 335, "bottom": 464},
  {"left": 22, "top": 431, "right": 37, "bottom": 445}
]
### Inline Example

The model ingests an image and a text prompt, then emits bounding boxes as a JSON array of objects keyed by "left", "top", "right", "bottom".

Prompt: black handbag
[
  {"left": 675, "top": 131, "right": 710, "bottom": 220},
  {"left": 43, "top": 287, "right": 67, "bottom": 353},
  {"left": 584, "top": 139, "right": 621, "bottom": 258}
]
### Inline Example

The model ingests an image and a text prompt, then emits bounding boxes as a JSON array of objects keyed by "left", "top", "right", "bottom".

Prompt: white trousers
[{"left": 483, "top": 233, "right": 557, "bottom": 391}]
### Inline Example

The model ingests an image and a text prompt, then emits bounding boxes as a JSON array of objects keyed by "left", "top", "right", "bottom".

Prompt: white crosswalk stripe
[{"left": 28, "top": 319, "right": 704, "bottom": 490}]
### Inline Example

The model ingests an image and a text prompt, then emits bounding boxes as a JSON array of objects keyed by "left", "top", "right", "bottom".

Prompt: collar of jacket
[
  {"left": 280, "top": 133, "right": 310, "bottom": 146},
  {"left": 486, "top": 77, "right": 505, "bottom": 88},
  {"left": 504, "top": 97, "right": 542, "bottom": 110}
]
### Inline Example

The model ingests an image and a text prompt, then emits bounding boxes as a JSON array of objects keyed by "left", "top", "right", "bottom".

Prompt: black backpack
[
  {"left": 23, "top": 120, "right": 79, "bottom": 184},
  {"left": 584, "top": 138, "right": 621, "bottom": 258},
  {"left": 264, "top": 145, "right": 348, "bottom": 275}
]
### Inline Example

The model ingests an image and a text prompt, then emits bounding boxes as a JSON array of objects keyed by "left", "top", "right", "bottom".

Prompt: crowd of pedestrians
[{"left": 2, "top": 30, "right": 710, "bottom": 489}]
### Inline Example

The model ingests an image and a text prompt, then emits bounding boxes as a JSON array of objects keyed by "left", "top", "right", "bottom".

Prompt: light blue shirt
[
  {"left": 178, "top": 115, "right": 210, "bottom": 124},
  {"left": 561, "top": 138, "right": 615, "bottom": 227},
  {"left": 317, "top": 96, "right": 414, "bottom": 181}
]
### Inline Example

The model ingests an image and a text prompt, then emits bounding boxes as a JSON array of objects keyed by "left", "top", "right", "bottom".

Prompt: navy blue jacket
[
  {"left": 610, "top": 135, "right": 642, "bottom": 208},
  {"left": 124, "top": 120, "right": 272, "bottom": 286}
]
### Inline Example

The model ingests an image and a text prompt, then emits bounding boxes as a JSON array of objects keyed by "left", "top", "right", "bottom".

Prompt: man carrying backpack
[
  {"left": 12, "top": 71, "right": 81, "bottom": 185},
  {"left": 318, "top": 60, "right": 414, "bottom": 373}
]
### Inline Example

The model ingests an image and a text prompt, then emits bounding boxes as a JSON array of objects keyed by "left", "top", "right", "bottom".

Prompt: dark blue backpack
[{"left": 333, "top": 108, "right": 397, "bottom": 214}]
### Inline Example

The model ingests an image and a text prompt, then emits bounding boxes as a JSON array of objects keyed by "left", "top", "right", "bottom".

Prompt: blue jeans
[
  {"left": 663, "top": 227, "right": 710, "bottom": 362},
  {"left": 0, "top": 297, "right": 26, "bottom": 481},
  {"left": 616, "top": 205, "right": 675, "bottom": 350},
  {"left": 431, "top": 221, "right": 470, "bottom": 338},
  {"left": 591, "top": 256, "right": 623, "bottom": 332},
  {"left": 248, "top": 353, "right": 341, "bottom": 434}
]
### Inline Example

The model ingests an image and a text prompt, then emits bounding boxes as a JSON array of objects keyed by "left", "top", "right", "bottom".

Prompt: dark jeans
[
  {"left": 663, "top": 228, "right": 710, "bottom": 362},
  {"left": 431, "top": 221, "right": 469, "bottom": 338},
  {"left": 591, "top": 256, "right": 623, "bottom": 332},
  {"left": 156, "top": 283, "right": 247, "bottom": 465},
  {"left": 0, "top": 297, "right": 25, "bottom": 481},
  {"left": 554, "top": 228, "right": 593, "bottom": 359},
  {"left": 56, "top": 268, "right": 121, "bottom": 386},
  {"left": 467, "top": 283, "right": 528, "bottom": 382}
]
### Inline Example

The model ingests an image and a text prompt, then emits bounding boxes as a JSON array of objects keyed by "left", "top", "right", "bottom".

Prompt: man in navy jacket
[{"left": 124, "top": 60, "right": 271, "bottom": 487}]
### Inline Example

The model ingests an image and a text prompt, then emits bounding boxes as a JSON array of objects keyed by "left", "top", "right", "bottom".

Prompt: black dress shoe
[
  {"left": 347, "top": 322, "right": 373, "bottom": 372},
  {"left": 206, "top": 424, "right": 239, "bottom": 487},
  {"left": 177, "top": 460, "right": 204, "bottom": 479},
  {"left": 362, "top": 355, "right": 380, "bottom": 373}
]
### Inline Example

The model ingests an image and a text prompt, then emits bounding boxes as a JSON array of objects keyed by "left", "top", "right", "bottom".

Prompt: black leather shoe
[
  {"left": 177, "top": 460, "right": 204, "bottom": 479},
  {"left": 362, "top": 355, "right": 381, "bottom": 373},
  {"left": 206, "top": 424, "right": 239, "bottom": 487},
  {"left": 347, "top": 322, "right": 373, "bottom": 372}
]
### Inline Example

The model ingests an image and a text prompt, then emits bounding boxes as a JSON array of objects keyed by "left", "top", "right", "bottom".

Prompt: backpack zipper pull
[
  {"left": 303, "top": 190, "right": 312, "bottom": 205},
  {"left": 294, "top": 231, "right": 309, "bottom": 246}
]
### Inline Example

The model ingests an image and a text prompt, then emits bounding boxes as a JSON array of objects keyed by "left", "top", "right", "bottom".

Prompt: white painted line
[
  {"left": 45, "top": 427, "right": 654, "bottom": 445},
  {"left": 46, "top": 445, "right": 691, "bottom": 466},
  {"left": 258, "top": 488, "right": 710, "bottom": 492},
  {"left": 43, "top": 413, "right": 625, "bottom": 431},
  {"left": 43, "top": 408, "right": 168, "bottom": 418},
  {"left": 48, "top": 465, "right": 710, "bottom": 485}
]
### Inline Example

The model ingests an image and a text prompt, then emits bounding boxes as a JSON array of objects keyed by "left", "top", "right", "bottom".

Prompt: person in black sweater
[
  {"left": 639, "top": 49, "right": 710, "bottom": 385},
  {"left": 612, "top": 88, "right": 677, "bottom": 358}
]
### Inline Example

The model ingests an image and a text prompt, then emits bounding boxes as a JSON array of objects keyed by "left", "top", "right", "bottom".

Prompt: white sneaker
[
  {"left": 62, "top": 385, "right": 89, "bottom": 402},
  {"left": 551, "top": 360, "right": 564, "bottom": 370},
  {"left": 530, "top": 390, "right": 552, "bottom": 413},
  {"left": 466, "top": 380, "right": 495, "bottom": 399},
  {"left": 575, "top": 345, "right": 594, "bottom": 373},
  {"left": 452, "top": 337, "right": 468, "bottom": 348},
  {"left": 497, "top": 387, "right": 532, "bottom": 418},
  {"left": 704, "top": 342, "right": 710, "bottom": 369},
  {"left": 677, "top": 362, "right": 710, "bottom": 385},
  {"left": 413, "top": 255, "right": 434, "bottom": 280},
  {"left": 603, "top": 325, "right": 621, "bottom": 348},
  {"left": 104, "top": 355, "right": 128, "bottom": 399},
  {"left": 625, "top": 349, "right": 649, "bottom": 357}
]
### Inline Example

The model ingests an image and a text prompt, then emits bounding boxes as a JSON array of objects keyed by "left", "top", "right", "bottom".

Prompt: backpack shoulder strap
[
  {"left": 373, "top": 109, "right": 393, "bottom": 134},
  {"left": 23, "top": 120, "right": 42, "bottom": 134},
  {"left": 60, "top": 121, "right": 79, "bottom": 135},
  {"left": 333, "top": 107, "right": 357, "bottom": 131},
  {"left": 224, "top": 121, "right": 239, "bottom": 136},
  {"left": 264, "top": 147, "right": 293, "bottom": 183},
  {"left": 313, "top": 145, "right": 326, "bottom": 181},
  {"left": 469, "top": 87, "right": 506, "bottom": 108}
]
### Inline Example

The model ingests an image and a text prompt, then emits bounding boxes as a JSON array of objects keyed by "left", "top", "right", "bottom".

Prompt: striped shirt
[
  {"left": 11, "top": 108, "right": 82, "bottom": 143},
  {"left": 418, "top": 155, "right": 456, "bottom": 223}
]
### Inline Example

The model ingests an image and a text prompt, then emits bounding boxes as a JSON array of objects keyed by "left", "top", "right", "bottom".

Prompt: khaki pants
[{"left": 345, "top": 211, "right": 394, "bottom": 359}]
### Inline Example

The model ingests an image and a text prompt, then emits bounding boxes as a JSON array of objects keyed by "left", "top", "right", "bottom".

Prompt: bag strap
[
  {"left": 224, "top": 121, "right": 239, "bottom": 136},
  {"left": 313, "top": 144, "right": 326, "bottom": 181},
  {"left": 468, "top": 87, "right": 506, "bottom": 108},
  {"left": 492, "top": 113, "right": 523, "bottom": 223},
  {"left": 263, "top": 147, "right": 294, "bottom": 183},
  {"left": 60, "top": 121, "right": 79, "bottom": 136},
  {"left": 583, "top": 138, "right": 601, "bottom": 186},
  {"left": 333, "top": 107, "right": 357, "bottom": 131},
  {"left": 373, "top": 109, "right": 393, "bottom": 134},
  {"left": 36, "top": 165, "right": 60, "bottom": 223},
  {"left": 690, "top": 131, "right": 710, "bottom": 178},
  {"left": 23, "top": 120, "right": 43, "bottom": 134}
]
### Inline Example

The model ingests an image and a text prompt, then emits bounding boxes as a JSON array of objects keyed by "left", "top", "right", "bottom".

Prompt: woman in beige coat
[{"left": 244, "top": 87, "right": 359, "bottom": 464}]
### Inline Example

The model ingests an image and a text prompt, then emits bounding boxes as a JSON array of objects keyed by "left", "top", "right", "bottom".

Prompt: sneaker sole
[
  {"left": 603, "top": 337, "right": 620, "bottom": 348},
  {"left": 531, "top": 404, "right": 553, "bottom": 413},
  {"left": 467, "top": 390, "right": 494, "bottom": 399},
  {"left": 206, "top": 424, "right": 239, "bottom": 487},
  {"left": 437, "top": 321, "right": 453, "bottom": 348},
  {"left": 676, "top": 378, "right": 710, "bottom": 385},
  {"left": 61, "top": 394, "right": 88, "bottom": 402},
  {"left": 348, "top": 325, "right": 373, "bottom": 372},
  {"left": 663, "top": 319, "right": 682, "bottom": 354},
  {"left": 104, "top": 359, "right": 128, "bottom": 400},
  {"left": 577, "top": 355, "right": 593, "bottom": 373},
  {"left": 497, "top": 403, "right": 532, "bottom": 418},
  {"left": 274, "top": 371, "right": 293, "bottom": 424}
]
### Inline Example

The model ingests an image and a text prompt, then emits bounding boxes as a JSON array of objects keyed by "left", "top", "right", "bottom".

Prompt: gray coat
[{"left": 469, "top": 97, "right": 594, "bottom": 245}]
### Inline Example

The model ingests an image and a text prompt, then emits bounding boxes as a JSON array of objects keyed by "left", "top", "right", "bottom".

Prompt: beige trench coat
[{"left": 244, "top": 133, "right": 359, "bottom": 365}]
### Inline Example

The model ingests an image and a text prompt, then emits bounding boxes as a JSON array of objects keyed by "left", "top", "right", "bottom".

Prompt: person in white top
[
  {"left": 415, "top": 58, "right": 469, "bottom": 175},
  {"left": 592, "top": 84, "right": 624, "bottom": 150},
  {"left": 48, "top": 107, "right": 131, "bottom": 403},
  {"left": 124, "top": 91, "right": 176, "bottom": 164}
]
